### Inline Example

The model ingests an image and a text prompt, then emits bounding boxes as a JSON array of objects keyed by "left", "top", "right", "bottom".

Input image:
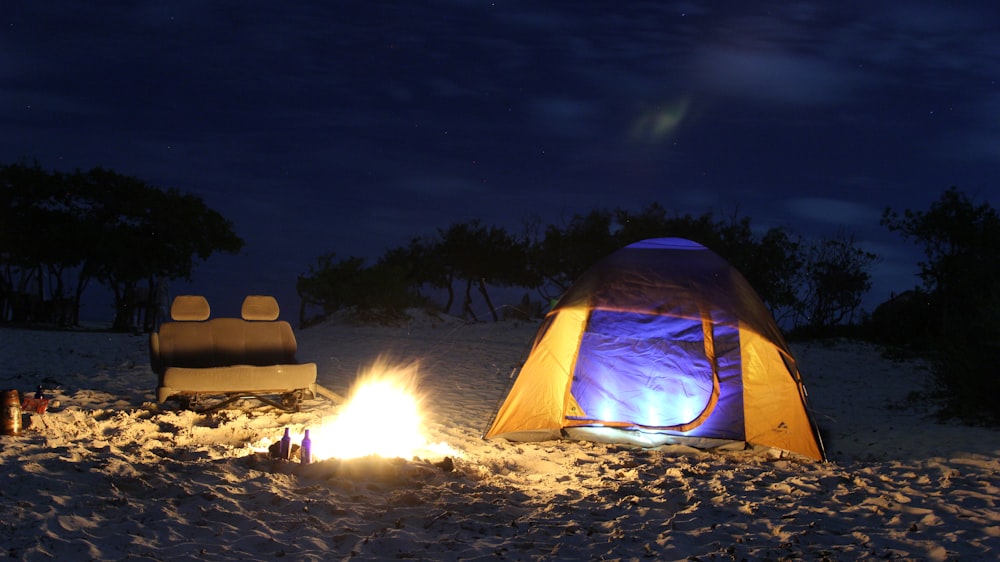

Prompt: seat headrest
[
  {"left": 241, "top": 295, "right": 280, "bottom": 321},
  {"left": 170, "top": 295, "right": 210, "bottom": 321}
]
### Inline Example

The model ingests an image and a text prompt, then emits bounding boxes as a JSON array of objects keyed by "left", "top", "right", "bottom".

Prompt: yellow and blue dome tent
[{"left": 483, "top": 238, "right": 826, "bottom": 461}]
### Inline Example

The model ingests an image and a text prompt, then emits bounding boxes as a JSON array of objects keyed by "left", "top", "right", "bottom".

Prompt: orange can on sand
[{"left": 2, "top": 389, "right": 22, "bottom": 436}]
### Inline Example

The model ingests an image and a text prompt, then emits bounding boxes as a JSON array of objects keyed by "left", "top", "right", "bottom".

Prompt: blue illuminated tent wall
[{"left": 483, "top": 238, "right": 826, "bottom": 461}]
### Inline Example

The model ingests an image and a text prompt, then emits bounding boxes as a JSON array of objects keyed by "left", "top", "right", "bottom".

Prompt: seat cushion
[{"left": 158, "top": 362, "right": 317, "bottom": 403}]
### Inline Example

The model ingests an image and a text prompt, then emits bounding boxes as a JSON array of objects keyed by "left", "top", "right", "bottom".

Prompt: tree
[
  {"left": 743, "top": 227, "right": 804, "bottom": 325},
  {"left": 882, "top": 187, "right": 1000, "bottom": 313},
  {"left": 297, "top": 253, "right": 365, "bottom": 322},
  {"left": 69, "top": 167, "right": 244, "bottom": 330},
  {"left": 794, "top": 233, "right": 876, "bottom": 331},
  {"left": 532, "top": 209, "right": 618, "bottom": 300},
  {"left": 882, "top": 187, "right": 1000, "bottom": 421},
  {"left": 0, "top": 162, "right": 92, "bottom": 324},
  {"left": 434, "top": 220, "right": 532, "bottom": 322},
  {"left": 0, "top": 162, "right": 244, "bottom": 328},
  {"left": 296, "top": 252, "right": 425, "bottom": 325}
]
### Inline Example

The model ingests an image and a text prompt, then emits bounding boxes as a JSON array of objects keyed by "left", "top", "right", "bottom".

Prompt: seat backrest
[
  {"left": 242, "top": 320, "right": 298, "bottom": 365},
  {"left": 208, "top": 317, "right": 247, "bottom": 366},
  {"left": 155, "top": 320, "right": 217, "bottom": 370},
  {"left": 241, "top": 295, "right": 280, "bottom": 321},
  {"left": 171, "top": 295, "right": 210, "bottom": 321},
  {"left": 151, "top": 296, "right": 213, "bottom": 374},
  {"left": 154, "top": 295, "right": 299, "bottom": 370},
  {"left": 240, "top": 295, "right": 296, "bottom": 365}
]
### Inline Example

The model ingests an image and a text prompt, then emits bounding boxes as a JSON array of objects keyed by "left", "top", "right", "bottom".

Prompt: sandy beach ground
[{"left": 1, "top": 314, "right": 997, "bottom": 561}]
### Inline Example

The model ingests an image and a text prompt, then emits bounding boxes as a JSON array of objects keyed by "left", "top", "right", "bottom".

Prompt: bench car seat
[{"left": 151, "top": 295, "right": 319, "bottom": 412}]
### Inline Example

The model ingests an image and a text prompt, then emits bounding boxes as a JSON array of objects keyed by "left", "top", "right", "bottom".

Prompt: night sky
[{"left": 4, "top": 2, "right": 998, "bottom": 320}]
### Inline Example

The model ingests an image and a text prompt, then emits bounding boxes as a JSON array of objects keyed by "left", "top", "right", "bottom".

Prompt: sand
[{"left": 1, "top": 314, "right": 997, "bottom": 561}]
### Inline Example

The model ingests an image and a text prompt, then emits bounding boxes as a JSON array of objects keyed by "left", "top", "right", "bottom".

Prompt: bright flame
[
  {"left": 312, "top": 357, "right": 427, "bottom": 460},
  {"left": 250, "top": 357, "right": 463, "bottom": 462}
]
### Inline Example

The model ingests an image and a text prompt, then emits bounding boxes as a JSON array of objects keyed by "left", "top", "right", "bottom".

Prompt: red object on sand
[{"left": 21, "top": 397, "right": 50, "bottom": 414}]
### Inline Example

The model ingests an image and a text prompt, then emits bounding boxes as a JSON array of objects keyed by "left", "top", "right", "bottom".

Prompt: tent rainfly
[{"left": 483, "top": 238, "right": 826, "bottom": 461}]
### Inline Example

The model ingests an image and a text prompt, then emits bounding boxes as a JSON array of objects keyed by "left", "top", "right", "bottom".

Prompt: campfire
[{"left": 256, "top": 357, "right": 459, "bottom": 463}]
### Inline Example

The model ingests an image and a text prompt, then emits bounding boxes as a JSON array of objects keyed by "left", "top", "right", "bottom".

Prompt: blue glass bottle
[
  {"left": 279, "top": 428, "right": 291, "bottom": 460},
  {"left": 300, "top": 429, "right": 312, "bottom": 464}
]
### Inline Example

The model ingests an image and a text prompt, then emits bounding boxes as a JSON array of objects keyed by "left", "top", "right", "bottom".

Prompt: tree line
[
  {"left": 0, "top": 161, "right": 243, "bottom": 330},
  {"left": 298, "top": 188, "right": 1000, "bottom": 422},
  {"left": 3, "top": 160, "right": 994, "bottom": 421},
  {"left": 297, "top": 202, "right": 877, "bottom": 331}
]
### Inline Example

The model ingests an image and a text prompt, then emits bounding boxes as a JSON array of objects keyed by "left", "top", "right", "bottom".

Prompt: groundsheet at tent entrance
[{"left": 0, "top": 315, "right": 997, "bottom": 561}]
